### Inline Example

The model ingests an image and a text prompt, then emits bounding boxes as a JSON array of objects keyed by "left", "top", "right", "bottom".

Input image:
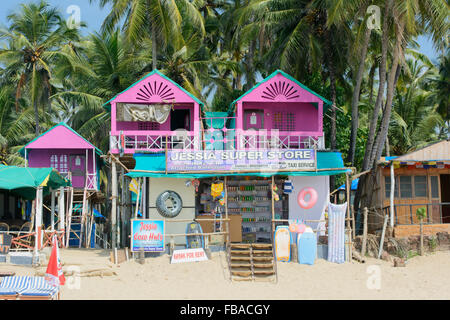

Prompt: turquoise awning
[
  {"left": 0, "top": 165, "right": 71, "bottom": 200},
  {"left": 126, "top": 151, "right": 350, "bottom": 179}
]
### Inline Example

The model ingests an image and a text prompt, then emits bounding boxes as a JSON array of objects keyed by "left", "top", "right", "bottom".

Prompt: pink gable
[
  {"left": 239, "top": 73, "right": 323, "bottom": 104},
  {"left": 25, "top": 125, "right": 95, "bottom": 150},
  {"left": 112, "top": 72, "right": 199, "bottom": 104}
]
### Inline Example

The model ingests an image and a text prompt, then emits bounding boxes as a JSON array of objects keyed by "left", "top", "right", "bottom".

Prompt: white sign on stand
[{"left": 171, "top": 248, "right": 208, "bottom": 264}]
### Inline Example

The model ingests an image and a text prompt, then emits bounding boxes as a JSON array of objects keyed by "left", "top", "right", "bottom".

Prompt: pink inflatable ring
[{"left": 297, "top": 187, "right": 318, "bottom": 209}]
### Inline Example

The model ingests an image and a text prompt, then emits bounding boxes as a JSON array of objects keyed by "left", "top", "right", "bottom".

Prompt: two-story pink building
[{"left": 105, "top": 70, "right": 349, "bottom": 248}]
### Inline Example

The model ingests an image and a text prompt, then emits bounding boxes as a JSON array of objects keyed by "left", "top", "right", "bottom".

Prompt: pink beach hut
[
  {"left": 20, "top": 123, "right": 102, "bottom": 190},
  {"left": 230, "top": 70, "right": 331, "bottom": 150},
  {"left": 104, "top": 69, "right": 203, "bottom": 154}
]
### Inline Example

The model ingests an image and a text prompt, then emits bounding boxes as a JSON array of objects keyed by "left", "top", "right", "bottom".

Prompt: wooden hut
[
  {"left": 362, "top": 139, "right": 450, "bottom": 237},
  {"left": 19, "top": 122, "right": 105, "bottom": 248}
]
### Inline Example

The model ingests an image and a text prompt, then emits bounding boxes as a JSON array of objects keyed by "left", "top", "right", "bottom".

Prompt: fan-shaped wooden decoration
[
  {"left": 136, "top": 80, "right": 175, "bottom": 102},
  {"left": 261, "top": 81, "right": 300, "bottom": 100}
]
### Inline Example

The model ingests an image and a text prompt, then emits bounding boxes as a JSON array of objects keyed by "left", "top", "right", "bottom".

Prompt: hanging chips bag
[{"left": 211, "top": 183, "right": 224, "bottom": 198}]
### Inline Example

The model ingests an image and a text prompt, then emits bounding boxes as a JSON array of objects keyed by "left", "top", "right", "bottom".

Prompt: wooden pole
[
  {"left": 111, "top": 159, "right": 117, "bottom": 249},
  {"left": 361, "top": 207, "right": 368, "bottom": 257},
  {"left": 224, "top": 176, "right": 229, "bottom": 246},
  {"left": 389, "top": 162, "right": 395, "bottom": 228},
  {"left": 134, "top": 178, "right": 141, "bottom": 219},
  {"left": 419, "top": 219, "right": 424, "bottom": 256},
  {"left": 377, "top": 214, "right": 389, "bottom": 259},
  {"left": 50, "top": 188, "right": 55, "bottom": 232},
  {"left": 35, "top": 187, "right": 43, "bottom": 252},
  {"left": 271, "top": 176, "right": 275, "bottom": 236},
  {"left": 345, "top": 173, "right": 351, "bottom": 230}
]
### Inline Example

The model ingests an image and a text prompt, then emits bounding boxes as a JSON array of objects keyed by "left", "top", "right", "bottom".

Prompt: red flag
[{"left": 45, "top": 235, "right": 65, "bottom": 286}]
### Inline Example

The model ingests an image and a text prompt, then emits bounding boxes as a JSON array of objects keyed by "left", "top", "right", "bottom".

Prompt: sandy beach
[{"left": 1, "top": 249, "right": 449, "bottom": 300}]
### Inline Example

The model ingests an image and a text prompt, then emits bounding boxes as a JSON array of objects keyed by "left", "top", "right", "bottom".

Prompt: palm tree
[
  {"left": 94, "top": 0, "right": 205, "bottom": 71},
  {"left": 0, "top": 0, "right": 82, "bottom": 136},
  {"left": 389, "top": 57, "right": 444, "bottom": 154}
]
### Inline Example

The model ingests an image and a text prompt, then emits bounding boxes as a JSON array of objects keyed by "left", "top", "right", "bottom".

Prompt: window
[
  {"left": 414, "top": 176, "right": 427, "bottom": 197},
  {"left": 59, "top": 155, "right": 68, "bottom": 173},
  {"left": 273, "top": 112, "right": 296, "bottom": 131},
  {"left": 50, "top": 155, "right": 58, "bottom": 169},
  {"left": 430, "top": 176, "right": 439, "bottom": 198},
  {"left": 385, "top": 176, "right": 398, "bottom": 198},
  {"left": 138, "top": 122, "right": 160, "bottom": 130},
  {"left": 399, "top": 176, "right": 412, "bottom": 198}
]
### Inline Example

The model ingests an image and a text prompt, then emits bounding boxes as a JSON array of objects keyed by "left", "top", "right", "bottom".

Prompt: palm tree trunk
[
  {"left": 371, "top": 23, "right": 403, "bottom": 166},
  {"left": 148, "top": 0, "right": 157, "bottom": 71},
  {"left": 34, "top": 99, "right": 40, "bottom": 136},
  {"left": 152, "top": 23, "right": 157, "bottom": 70},
  {"left": 361, "top": 0, "right": 392, "bottom": 172},
  {"left": 347, "top": 27, "right": 371, "bottom": 166},
  {"left": 353, "top": 0, "right": 392, "bottom": 213}
]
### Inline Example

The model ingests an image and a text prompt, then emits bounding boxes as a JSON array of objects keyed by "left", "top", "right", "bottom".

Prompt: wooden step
[
  {"left": 230, "top": 256, "right": 251, "bottom": 261},
  {"left": 230, "top": 250, "right": 251, "bottom": 255},
  {"left": 230, "top": 262, "right": 252, "bottom": 268},
  {"left": 252, "top": 244, "right": 273, "bottom": 249},
  {"left": 253, "top": 269, "right": 275, "bottom": 275},
  {"left": 231, "top": 275, "right": 253, "bottom": 282},
  {"left": 231, "top": 270, "right": 252, "bottom": 277},
  {"left": 230, "top": 244, "right": 251, "bottom": 249},
  {"left": 253, "top": 262, "right": 274, "bottom": 268},
  {"left": 252, "top": 256, "right": 273, "bottom": 262},
  {"left": 252, "top": 250, "right": 273, "bottom": 255}
]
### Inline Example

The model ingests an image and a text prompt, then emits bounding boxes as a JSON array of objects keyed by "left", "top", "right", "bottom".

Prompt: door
[
  {"left": 244, "top": 110, "right": 264, "bottom": 130},
  {"left": 440, "top": 174, "right": 450, "bottom": 223},
  {"left": 244, "top": 110, "right": 264, "bottom": 149},
  {"left": 70, "top": 155, "right": 86, "bottom": 188}
]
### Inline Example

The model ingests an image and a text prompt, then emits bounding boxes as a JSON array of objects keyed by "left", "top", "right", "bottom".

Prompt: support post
[
  {"left": 389, "top": 162, "right": 395, "bottom": 228},
  {"left": 271, "top": 176, "right": 275, "bottom": 236},
  {"left": 111, "top": 159, "right": 117, "bottom": 249},
  {"left": 35, "top": 187, "right": 43, "bottom": 252},
  {"left": 345, "top": 173, "right": 351, "bottom": 231},
  {"left": 58, "top": 187, "right": 65, "bottom": 235},
  {"left": 134, "top": 178, "right": 141, "bottom": 219},
  {"left": 50, "top": 188, "right": 55, "bottom": 232},
  {"left": 224, "top": 176, "right": 229, "bottom": 246},
  {"left": 361, "top": 207, "right": 368, "bottom": 257},
  {"left": 378, "top": 214, "right": 389, "bottom": 259}
]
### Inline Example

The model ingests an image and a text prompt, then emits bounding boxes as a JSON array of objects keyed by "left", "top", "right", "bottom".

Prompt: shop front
[{"left": 126, "top": 150, "right": 349, "bottom": 249}]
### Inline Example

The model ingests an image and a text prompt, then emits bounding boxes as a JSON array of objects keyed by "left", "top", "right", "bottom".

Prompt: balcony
[{"left": 59, "top": 171, "right": 98, "bottom": 191}]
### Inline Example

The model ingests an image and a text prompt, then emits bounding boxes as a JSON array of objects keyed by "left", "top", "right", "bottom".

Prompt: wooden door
[{"left": 70, "top": 155, "right": 86, "bottom": 188}]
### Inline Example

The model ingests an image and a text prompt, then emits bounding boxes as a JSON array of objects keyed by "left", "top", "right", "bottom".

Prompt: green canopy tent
[{"left": 0, "top": 165, "right": 70, "bottom": 200}]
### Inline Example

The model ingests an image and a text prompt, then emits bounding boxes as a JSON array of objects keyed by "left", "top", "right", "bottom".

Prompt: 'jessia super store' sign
[{"left": 167, "top": 149, "right": 316, "bottom": 172}]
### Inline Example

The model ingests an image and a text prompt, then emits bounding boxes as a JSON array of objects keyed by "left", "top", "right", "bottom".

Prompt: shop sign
[
  {"left": 131, "top": 219, "right": 165, "bottom": 252},
  {"left": 0, "top": 234, "right": 12, "bottom": 254},
  {"left": 167, "top": 149, "right": 316, "bottom": 172},
  {"left": 171, "top": 248, "right": 208, "bottom": 264}
]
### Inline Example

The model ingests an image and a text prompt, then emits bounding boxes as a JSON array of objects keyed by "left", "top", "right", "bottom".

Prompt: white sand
[{"left": 1, "top": 249, "right": 449, "bottom": 300}]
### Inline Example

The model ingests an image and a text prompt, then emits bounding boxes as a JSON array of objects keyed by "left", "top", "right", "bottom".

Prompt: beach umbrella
[{"left": 45, "top": 235, "right": 65, "bottom": 287}]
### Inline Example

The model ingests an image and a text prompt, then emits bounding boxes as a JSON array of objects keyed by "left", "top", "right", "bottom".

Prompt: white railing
[
  {"left": 239, "top": 132, "right": 324, "bottom": 150},
  {"left": 110, "top": 132, "right": 199, "bottom": 153},
  {"left": 110, "top": 131, "right": 324, "bottom": 152},
  {"left": 86, "top": 173, "right": 98, "bottom": 190}
]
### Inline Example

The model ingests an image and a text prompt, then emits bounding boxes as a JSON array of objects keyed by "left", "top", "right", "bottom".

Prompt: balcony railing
[
  {"left": 382, "top": 202, "right": 450, "bottom": 225},
  {"left": 238, "top": 131, "right": 324, "bottom": 150},
  {"left": 59, "top": 171, "right": 98, "bottom": 191},
  {"left": 110, "top": 131, "right": 199, "bottom": 153}
]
